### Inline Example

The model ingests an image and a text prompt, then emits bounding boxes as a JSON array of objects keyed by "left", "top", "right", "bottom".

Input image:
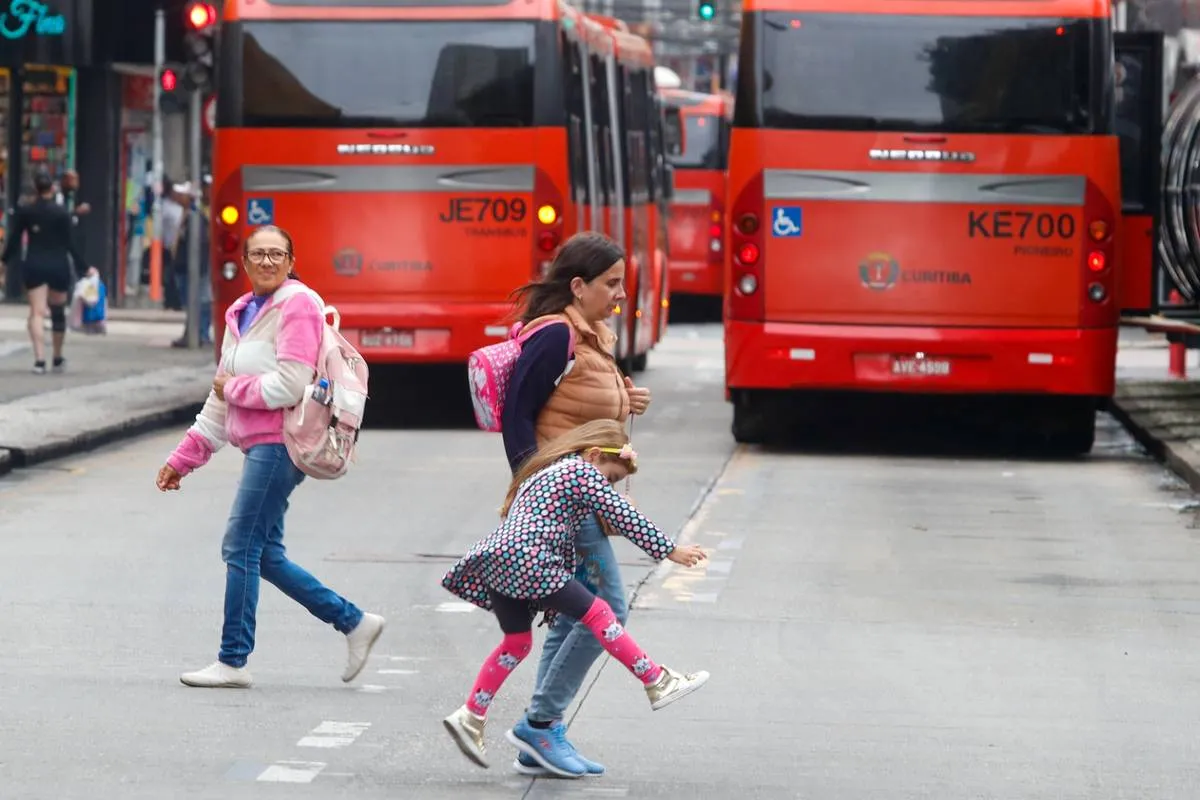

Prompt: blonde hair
[{"left": 500, "top": 419, "right": 636, "bottom": 517}]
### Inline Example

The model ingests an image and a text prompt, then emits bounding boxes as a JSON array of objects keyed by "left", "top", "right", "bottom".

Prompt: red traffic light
[
  {"left": 160, "top": 68, "right": 178, "bottom": 92},
  {"left": 186, "top": 1, "right": 217, "bottom": 30}
]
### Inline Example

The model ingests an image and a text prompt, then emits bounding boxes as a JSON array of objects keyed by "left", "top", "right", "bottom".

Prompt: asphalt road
[{"left": 3, "top": 323, "right": 1199, "bottom": 799}]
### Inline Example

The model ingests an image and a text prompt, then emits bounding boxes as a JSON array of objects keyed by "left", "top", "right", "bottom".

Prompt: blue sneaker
[
  {"left": 506, "top": 718, "right": 587, "bottom": 778},
  {"left": 512, "top": 723, "right": 605, "bottom": 776}
]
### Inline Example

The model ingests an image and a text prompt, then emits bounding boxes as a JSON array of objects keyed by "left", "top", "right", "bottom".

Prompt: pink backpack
[
  {"left": 467, "top": 317, "right": 576, "bottom": 432},
  {"left": 273, "top": 285, "right": 370, "bottom": 480}
]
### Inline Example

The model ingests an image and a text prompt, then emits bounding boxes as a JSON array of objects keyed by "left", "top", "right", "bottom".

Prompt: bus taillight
[
  {"left": 1080, "top": 181, "right": 1116, "bottom": 324},
  {"left": 214, "top": 171, "right": 244, "bottom": 284},
  {"left": 1088, "top": 220, "right": 1110, "bottom": 242},
  {"left": 532, "top": 168, "right": 564, "bottom": 276},
  {"left": 727, "top": 173, "right": 765, "bottom": 321},
  {"left": 709, "top": 208, "right": 723, "bottom": 262}
]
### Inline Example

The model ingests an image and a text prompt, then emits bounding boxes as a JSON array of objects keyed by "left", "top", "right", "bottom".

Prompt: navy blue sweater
[{"left": 501, "top": 324, "right": 573, "bottom": 473}]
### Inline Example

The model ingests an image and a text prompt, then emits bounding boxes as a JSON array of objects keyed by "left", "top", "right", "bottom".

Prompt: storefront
[{"left": 0, "top": 0, "right": 90, "bottom": 300}]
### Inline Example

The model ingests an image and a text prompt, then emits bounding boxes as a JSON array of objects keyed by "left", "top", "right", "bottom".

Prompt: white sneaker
[
  {"left": 342, "top": 612, "right": 385, "bottom": 682},
  {"left": 180, "top": 661, "right": 252, "bottom": 688}
]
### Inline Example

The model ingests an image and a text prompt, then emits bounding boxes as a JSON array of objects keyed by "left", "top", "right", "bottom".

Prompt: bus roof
[
  {"left": 738, "top": 0, "right": 1110, "bottom": 17},
  {"left": 225, "top": 0, "right": 564, "bottom": 22}
]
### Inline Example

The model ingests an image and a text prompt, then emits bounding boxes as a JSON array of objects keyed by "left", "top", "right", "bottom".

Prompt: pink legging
[{"left": 464, "top": 580, "right": 663, "bottom": 716}]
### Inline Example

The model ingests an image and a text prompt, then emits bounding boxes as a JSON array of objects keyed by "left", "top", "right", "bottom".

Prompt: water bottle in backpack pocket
[{"left": 276, "top": 286, "right": 370, "bottom": 480}]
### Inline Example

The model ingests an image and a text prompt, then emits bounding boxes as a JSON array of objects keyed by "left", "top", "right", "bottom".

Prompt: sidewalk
[
  {"left": 0, "top": 304, "right": 214, "bottom": 476},
  {"left": 1112, "top": 325, "right": 1200, "bottom": 490}
]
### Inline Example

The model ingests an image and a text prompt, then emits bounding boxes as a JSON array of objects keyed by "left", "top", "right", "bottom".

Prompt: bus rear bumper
[
  {"left": 332, "top": 300, "right": 514, "bottom": 364},
  {"left": 669, "top": 260, "right": 722, "bottom": 297},
  {"left": 724, "top": 321, "right": 1117, "bottom": 398}
]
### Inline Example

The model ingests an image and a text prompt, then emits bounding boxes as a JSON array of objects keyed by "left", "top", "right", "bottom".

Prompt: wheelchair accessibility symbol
[
  {"left": 247, "top": 198, "right": 275, "bottom": 226},
  {"left": 771, "top": 206, "right": 802, "bottom": 237}
]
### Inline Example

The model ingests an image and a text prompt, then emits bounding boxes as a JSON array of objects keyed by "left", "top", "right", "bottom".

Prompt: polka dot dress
[{"left": 441, "top": 455, "right": 676, "bottom": 624}]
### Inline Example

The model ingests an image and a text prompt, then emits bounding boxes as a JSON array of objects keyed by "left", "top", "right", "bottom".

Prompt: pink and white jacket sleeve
[
  {"left": 222, "top": 296, "right": 322, "bottom": 410},
  {"left": 166, "top": 387, "right": 228, "bottom": 477}
]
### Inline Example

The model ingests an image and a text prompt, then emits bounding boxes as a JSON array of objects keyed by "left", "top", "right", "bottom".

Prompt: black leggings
[{"left": 488, "top": 580, "right": 597, "bottom": 634}]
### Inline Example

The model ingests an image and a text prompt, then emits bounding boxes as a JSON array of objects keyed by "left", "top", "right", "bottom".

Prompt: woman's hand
[
  {"left": 624, "top": 376, "right": 652, "bottom": 416},
  {"left": 667, "top": 544, "right": 707, "bottom": 568},
  {"left": 213, "top": 373, "right": 230, "bottom": 401},
  {"left": 156, "top": 464, "right": 182, "bottom": 492}
]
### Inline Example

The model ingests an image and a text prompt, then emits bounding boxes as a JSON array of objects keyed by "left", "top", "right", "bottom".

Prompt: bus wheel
[
  {"left": 731, "top": 390, "right": 769, "bottom": 444},
  {"left": 631, "top": 352, "right": 648, "bottom": 373},
  {"left": 1041, "top": 400, "right": 1097, "bottom": 456}
]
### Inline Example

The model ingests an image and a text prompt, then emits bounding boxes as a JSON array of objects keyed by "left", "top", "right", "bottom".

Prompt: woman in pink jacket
[{"left": 156, "top": 224, "right": 384, "bottom": 689}]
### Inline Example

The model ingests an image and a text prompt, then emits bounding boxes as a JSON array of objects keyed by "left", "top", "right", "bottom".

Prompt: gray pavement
[{"left": 4, "top": 322, "right": 1200, "bottom": 798}]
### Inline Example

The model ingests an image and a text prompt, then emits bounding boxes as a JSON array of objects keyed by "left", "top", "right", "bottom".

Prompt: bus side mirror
[{"left": 664, "top": 164, "right": 676, "bottom": 201}]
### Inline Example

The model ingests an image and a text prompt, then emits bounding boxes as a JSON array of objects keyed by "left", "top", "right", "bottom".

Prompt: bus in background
[
  {"left": 209, "top": 0, "right": 668, "bottom": 374},
  {"left": 661, "top": 88, "right": 732, "bottom": 306},
  {"left": 725, "top": 0, "right": 1161, "bottom": 453}
]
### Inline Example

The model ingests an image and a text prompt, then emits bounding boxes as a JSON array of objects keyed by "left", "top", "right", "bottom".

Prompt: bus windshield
[
  {"left": 234, "top": 20, "right": 539, "bottom": 128},
  {"left": 740, "top": 13, "right": 1110, "bottom": 135},
  {"left": 669, "top": 114, "right": 725, "bottom": 170}
]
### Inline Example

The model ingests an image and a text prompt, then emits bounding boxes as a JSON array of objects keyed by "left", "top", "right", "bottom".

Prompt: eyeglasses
[{"left": 246, "top": 248, "right": 290, "bottom": 264}]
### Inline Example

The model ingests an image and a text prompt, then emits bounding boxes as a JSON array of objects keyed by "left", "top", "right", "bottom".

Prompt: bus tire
[
  {"left": 731, "top": 391, "right": 769, "bottom": 444},
  {"left": 1042, "top": 400, "right": 1097, "bottom": 456},
  {"left": 631, "top": 352, "right": 648, "bottom": 373}
]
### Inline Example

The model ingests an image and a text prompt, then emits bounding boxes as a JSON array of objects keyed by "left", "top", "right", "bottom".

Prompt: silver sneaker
[
  {"left": 443, "top": 705, "right": 489, "bottom": 767},
  {"left": 644, "top": 665, "right": 709, "bottom": 710}
]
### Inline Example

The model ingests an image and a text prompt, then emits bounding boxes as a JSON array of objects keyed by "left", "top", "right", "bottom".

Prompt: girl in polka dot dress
[{"left": 440, "top": 419, "right": 710, "bottom": 769}]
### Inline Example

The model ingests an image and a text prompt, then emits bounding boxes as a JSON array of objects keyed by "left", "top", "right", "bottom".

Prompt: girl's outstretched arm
[{"left": 570, "top": 460, "right": 676, "bottom": 560}]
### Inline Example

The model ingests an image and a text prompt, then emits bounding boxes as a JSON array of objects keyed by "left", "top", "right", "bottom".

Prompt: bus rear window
[
  {"left": 740, "top": 13, "right": 1109, "bottom": 135},
  {"left": 236, "top": 21, "right": 537, "bottom": 128},
  {"left": 669, "top": 114, "right": 725, "bottom": 170}
]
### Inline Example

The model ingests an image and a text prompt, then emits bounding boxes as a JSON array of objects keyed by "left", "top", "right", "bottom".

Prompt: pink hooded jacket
[{"left": 166, "top": 280, "right": 323, "bottom": 476}]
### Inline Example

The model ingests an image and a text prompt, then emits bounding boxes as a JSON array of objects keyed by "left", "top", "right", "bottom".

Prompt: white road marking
[
  {"left": 435, "top": 601, "right": 477, "bottom": 613},
  {"left": 357, "top": 684, "right": 387, "bottom": 694},
  {"left": 377, "top": 669, "right": 419, "bottom": 675},
  {"left": 297, "top": 721, "right": 371, "bottom": 749},
  {"left": 256, "top": 761, "right": 326, "bottom": 783}
]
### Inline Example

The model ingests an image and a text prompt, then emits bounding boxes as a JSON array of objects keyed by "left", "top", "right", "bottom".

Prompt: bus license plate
[
  {"left": 360, "top": 330, "right": 414, "bottom": 348},
  {"left": 891, "top": 357, "right": 950, "bottom": 376}
]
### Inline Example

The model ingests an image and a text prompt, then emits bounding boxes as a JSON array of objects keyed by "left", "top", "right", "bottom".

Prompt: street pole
[
  {"left": 150, "top": 6, "right": 165, "bottom": 305},
  {"left": 186, "top": 88, "right": 202, "bottom": 349}
]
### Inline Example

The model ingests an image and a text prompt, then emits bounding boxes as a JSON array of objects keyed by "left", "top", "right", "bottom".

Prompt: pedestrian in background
[
  {"left": 496, "top": 231, "right": 654, "bottom": 777},
  {"left": 441, "top": 419, "right": 709, "bottom": 771},
  {"left": 0, "top": 169, "right": 91, "bottom": 374},
  {"left": 156, "top": 223, "right": 385, "bottom": 689}
]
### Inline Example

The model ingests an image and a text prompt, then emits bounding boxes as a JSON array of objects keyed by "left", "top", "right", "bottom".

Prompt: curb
[
  {"left": 1, "top": 401, "right": 205, "bottom": 472},
  {"left": 1109, "top": 394, "right": 1200, "bottom": 493},
  {"left": 0, "top": 365, "right": 212, "bottom": 477}
]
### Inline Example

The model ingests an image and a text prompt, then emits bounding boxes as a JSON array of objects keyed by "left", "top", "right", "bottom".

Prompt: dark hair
[
  {"left": 511, "top": 231, "right": 625, "bottom": 324},
  {"left": 244, "top": 224, "right": 299, "bottom": 280},
  {"left": 33, "top": 171, "right": 54, "bottom": 194}
]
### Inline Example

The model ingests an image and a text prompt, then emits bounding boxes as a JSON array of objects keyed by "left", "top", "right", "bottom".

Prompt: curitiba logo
[{"left": 859, "top": 252, "right": 900, "bottom": 291}]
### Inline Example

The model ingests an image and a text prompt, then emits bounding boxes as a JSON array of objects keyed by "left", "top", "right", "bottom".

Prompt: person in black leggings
[{"left": 0, "top": 170, "right": 90, "bottom": 374}]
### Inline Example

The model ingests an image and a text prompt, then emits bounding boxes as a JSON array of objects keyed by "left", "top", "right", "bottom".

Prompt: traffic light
[
  {"left": 182, "top": 1, "right": 217, "bottom": 92},
  {"left": 158, "top": 62, "right": 186, "bottom": 112},
  {"left": 698, "top": 0, "right": 715, "bottom": 20}
]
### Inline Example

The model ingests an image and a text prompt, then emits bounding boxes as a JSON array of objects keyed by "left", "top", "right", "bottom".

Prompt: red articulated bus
[
  {"left": 725, "top": 0, "right": 1162, "bottom": 452},
  {"left": 210, "top": 0, "right": 672, "bottom": 374},
  {"left": 661, "top": 88, "right": 733, "bottom": 302}
]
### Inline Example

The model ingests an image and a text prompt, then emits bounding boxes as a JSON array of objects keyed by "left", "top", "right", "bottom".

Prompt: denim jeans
[
  {"left": 527, "top": 513, "right": 629, "bottom": 722},
  {"left": 218, "top": 444, "right": 363, "bottom": 668}
]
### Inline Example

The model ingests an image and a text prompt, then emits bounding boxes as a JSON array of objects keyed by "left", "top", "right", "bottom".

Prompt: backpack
[
  {"left": 467, "top": 317, "right": 576, "bottom": 432},
  {"left": 271, "top": 284, "right": 370, "bottom": 480}
]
